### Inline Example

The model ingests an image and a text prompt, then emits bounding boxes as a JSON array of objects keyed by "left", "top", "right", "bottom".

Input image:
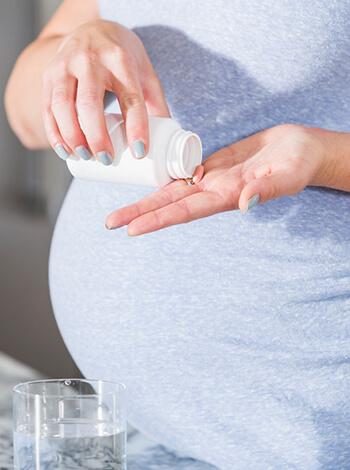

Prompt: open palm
[{"left": 106, "top": 124, "right": 326, "bottom": 236}]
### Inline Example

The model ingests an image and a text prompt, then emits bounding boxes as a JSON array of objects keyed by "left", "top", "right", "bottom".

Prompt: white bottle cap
[{"left": 166, "top": 129, "right": 202, "bottom": 179}]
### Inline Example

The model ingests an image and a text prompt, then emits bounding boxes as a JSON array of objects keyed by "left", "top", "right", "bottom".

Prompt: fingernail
[
  {"left": 75, "top": 145, "right": 92, "bottom": 161},
  {"left": 97, "top": 151, "right": 113, "bottom": 166},
  {"left": 132, "top": 140, "right": 146, "bottom": 159},
  {"left": 128, "top": 227, "right": 138, "bottom": 236},
  {"left": 193, "top": 165, "right": 204, "bottom": 184},
  {"left": 247, "top": 194, "right": 260, "bottom": 211},
  {"left": 105, "top": 222, "right": 121, "bottom": 231},
  {"left": 54, "top": 144, "right": 70, "bottom": 161}
]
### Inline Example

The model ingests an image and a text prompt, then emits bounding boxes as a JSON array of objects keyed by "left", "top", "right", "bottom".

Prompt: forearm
[
  {"left": 311, "top": 128, "right": 350, "bottom": 192},
  {"left": 5, "top": 36, "right": 63, "bottom": 149}
]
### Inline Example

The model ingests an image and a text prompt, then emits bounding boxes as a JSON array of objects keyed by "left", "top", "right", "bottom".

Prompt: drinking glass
[{"left": 13, "top": 378, "right": 126, "bottom": 469}]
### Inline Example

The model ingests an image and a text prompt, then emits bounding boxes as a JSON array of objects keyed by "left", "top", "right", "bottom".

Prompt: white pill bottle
[{"left": 66, "top": 114, "right": 202, "bottom": 187}]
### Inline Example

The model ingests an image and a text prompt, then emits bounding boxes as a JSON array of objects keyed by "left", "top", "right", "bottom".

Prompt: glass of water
[{"left": 13, "top": 379, "right": 126, "bottom": 470}]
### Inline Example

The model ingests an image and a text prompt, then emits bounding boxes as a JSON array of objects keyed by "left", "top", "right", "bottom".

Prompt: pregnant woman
[{"left": 6, "top": 1, "right": 350, "bottom": 468}]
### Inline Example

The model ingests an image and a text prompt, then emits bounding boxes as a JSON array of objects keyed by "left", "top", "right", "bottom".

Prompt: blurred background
[{"left": 0, "top": 0, "right": 79, "bottom": 377}]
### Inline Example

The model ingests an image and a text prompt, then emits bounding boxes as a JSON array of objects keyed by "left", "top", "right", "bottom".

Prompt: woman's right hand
[{"left": 42, "top": 19, "right": 170, "bottom": 164}]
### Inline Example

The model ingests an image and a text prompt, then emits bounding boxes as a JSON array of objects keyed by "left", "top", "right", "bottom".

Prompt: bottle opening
[
  {"left": 182, "top": 134, "right": 202, "bottom": 176},
  {"left": 167, "top": 130, "right": 202, "bottom": 179}
]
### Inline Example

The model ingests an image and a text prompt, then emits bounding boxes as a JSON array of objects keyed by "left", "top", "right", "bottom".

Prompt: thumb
[{"left": 239, "top": 172, "right": 301, "bottom": 214}]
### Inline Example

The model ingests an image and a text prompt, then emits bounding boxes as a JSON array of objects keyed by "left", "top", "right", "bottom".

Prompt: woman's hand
[
  {"left": 105, "top": 124, "right": 335, "bottom": 235},
  {"left": 42, "top": 19, "right": 169, "bottom": 163}
]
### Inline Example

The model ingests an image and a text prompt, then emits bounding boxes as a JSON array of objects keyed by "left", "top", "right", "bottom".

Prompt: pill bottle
[{"left": 66, "top": 114, "right": 202, "bottom": 187}]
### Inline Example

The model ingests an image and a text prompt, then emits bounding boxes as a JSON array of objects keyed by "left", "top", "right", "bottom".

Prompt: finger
[
  {"left": 203, "top": 146, "right": 240, "bottom": 174},
  {"left": 43, "top": 107, "right": 71, "bottom": 160},
  {"left": 192, "top": 165, "right": 205, "bottom": 184},
  {"left": 142, "top": 65, "right": 170, "bottom": 117},
  {"left": 50, "top": 75, "right": 91, "bottom": 159},
  {"left": 76, "top": 74, "right": 114, "bottom": 164},
  {"left": 127, "top": 191, "right": 228, "bottom": 236},
  {"left": 105, "top": 180, "right": 199, "bottom": 229},
  {"left": 239, "top": 172, "right": 300, "bottom": 214},
  {"left": 42, "top": 79, "right": 71, "bottom": 159},
  {"left": 109, "top": 62, "right": 149, "bottom": 159},
  {"left": 203, "top": 131, "right": 266, "bottom": 173}
]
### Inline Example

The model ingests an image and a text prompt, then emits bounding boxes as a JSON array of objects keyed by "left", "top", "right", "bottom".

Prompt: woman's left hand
[{"left": 106, "top": 124, "right": 333, "bottom": 235}]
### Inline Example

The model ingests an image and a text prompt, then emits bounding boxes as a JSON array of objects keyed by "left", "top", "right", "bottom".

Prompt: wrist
[{"left": 309, "top": 127, "right": 348, "bottom": 189}]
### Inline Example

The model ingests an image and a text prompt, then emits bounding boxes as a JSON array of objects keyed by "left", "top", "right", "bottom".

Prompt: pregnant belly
[{"left": 49, "top": 179, "right": 350, "bottom": 469}]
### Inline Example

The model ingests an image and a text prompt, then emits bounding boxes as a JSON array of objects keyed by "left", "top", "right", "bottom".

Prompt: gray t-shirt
[{"left": 49, "top": 1, "right": 350, "bottom": 468}]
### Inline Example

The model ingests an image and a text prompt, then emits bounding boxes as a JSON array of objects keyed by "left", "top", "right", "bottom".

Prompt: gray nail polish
[
  {"left": 105, "top": 222, "right": 117, "bottom": 230},
  {"left": 75, "top": 145, "right": 92, "bottom": 161},
  {"left": 132, "top": 140, "right": 146, "bottom": 159},
  {"left": 54, "top": 144, "right": 70, "bottom": 161},
  {"left": 97, "top": 151, "right": 113, "bottom": 166},
  {"left": 247, "top": 194, "right": 260, "bottom": 211}
]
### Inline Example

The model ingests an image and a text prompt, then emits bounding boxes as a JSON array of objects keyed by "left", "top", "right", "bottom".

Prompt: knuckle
[
  {"left": 62, "top": 129, "right": 81, "bottom": 145},
  {"left": 77, "top": 88, "right": 100, "bottom": 108},
  {"left": 64, "top": 33, "right": 80, "bottom": 49},
  {"left": 51, "top": 58, "right": 70, "bottom": 78},
  {"left": 87, "top": 134, "right": 107, "bottom": 151},
  {"left": 106, "top": 43, "right": 123, "bottom": 56},
  {"left": 108, "top": 45, "right": 129, "bottom": 64},
  {"left": 118, "top": 50, "right": 135, "bottom": 70},
  {"left": 219, "top": 189, "right": 236, "bottom": 210},
  {"left": 175, "top": 199, "right": 192, "bottom": 220},
  {"left": 51, "top": 87, "right": 71, "bottom": 107},
  {"left": 119, "top": 92, "right": 143, "bottom": 110},
  {"left": 108, "top": 47, "right": 137, "bottom": 76},
  {"left": 43, "top": 60, "right": 68, "bottom": 86},
  {"left": 73, "top": 50, "right": 98, "bottom": 72},
  {"left": 153, "top": 210, "right": 164, "bottom": 228}
]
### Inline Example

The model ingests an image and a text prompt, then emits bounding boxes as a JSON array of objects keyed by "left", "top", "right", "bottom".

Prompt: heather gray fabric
[{"left": 49, "top": 1, "right": 350, "bottom": 468}]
